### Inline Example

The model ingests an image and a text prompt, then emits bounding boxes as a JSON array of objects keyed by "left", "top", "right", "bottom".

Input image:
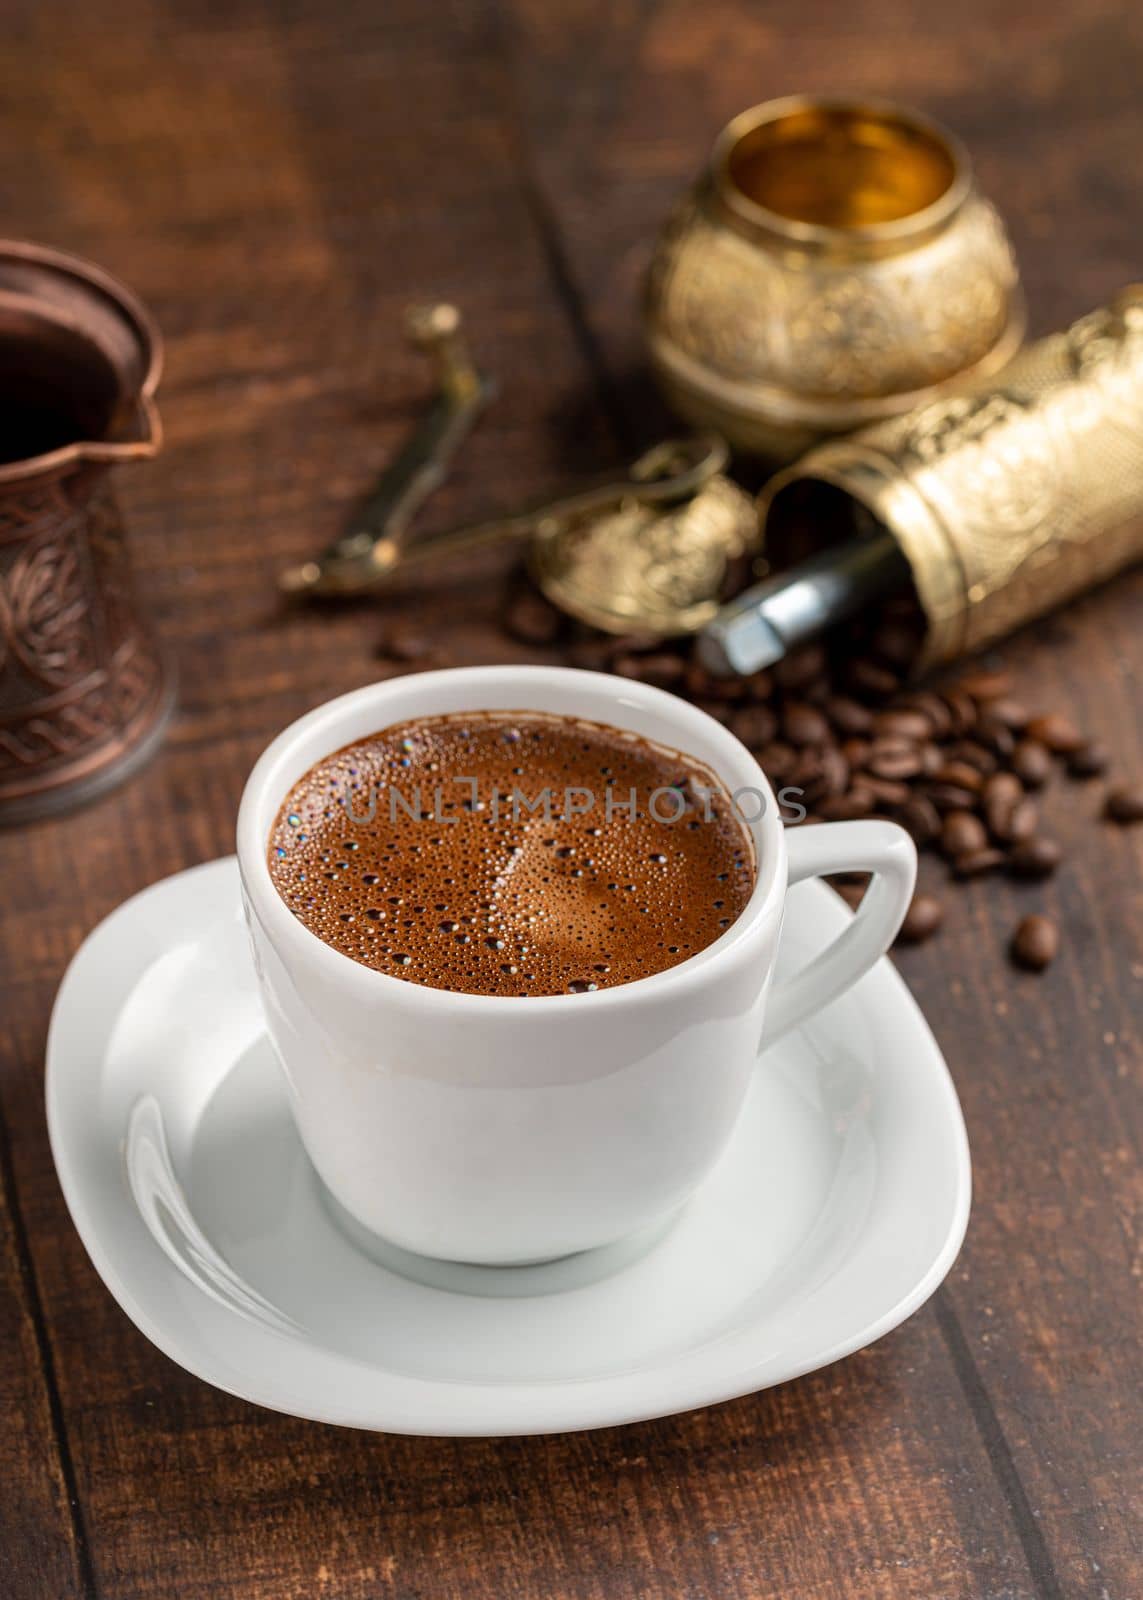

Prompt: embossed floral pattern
[
  {"left": 0, "top": 479, "right": 162, "bottom": 783},
  {"left": 649, "top": 190, "right": 1018, "bottom": 403}
]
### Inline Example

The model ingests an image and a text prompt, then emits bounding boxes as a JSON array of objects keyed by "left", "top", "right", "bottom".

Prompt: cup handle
[{"left": 760, "top": 820, "right": 917, "bottom": 1052}]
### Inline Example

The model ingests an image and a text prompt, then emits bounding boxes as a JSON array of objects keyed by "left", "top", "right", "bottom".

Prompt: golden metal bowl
[{"left": 645, "top": 96, "right": 1025, "bottom": 461}]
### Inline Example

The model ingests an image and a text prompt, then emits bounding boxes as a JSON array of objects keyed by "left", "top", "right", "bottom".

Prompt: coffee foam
[{"left": 267, "top": 711, "right": 755, "bottom": 996}]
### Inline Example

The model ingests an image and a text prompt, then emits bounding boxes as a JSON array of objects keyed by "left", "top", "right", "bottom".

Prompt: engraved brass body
[
  {"left": 762, "top": 287, "right": 1143, "bottom": 670},
  {"left": 645, "top": 97, "right": 1025, "bottom": 461}
]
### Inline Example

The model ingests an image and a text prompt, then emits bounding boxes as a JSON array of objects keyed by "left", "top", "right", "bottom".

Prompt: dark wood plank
[
  {"left": 0, "top": 0, "right": 1138, "bottom": 1597},
  {"left": 0, "top": 1106, "right": 91, "bottom": 1600},
  {"left": 897, "top": 573, "right": 1143, "bottom": 1600}
]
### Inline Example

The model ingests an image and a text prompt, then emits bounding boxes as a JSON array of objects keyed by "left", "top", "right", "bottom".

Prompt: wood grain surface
[{"left": 0, "top": 2, "right": 1140, "bottom": 1597}]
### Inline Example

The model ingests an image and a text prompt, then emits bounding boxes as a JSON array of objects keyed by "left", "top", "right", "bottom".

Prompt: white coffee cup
[{"left": 237, "top": 666, "right": 916, "bottom": 1266}]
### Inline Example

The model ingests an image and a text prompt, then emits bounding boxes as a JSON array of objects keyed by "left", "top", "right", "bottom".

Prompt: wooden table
[{"left": 2, "top": 3, "right": 1140, "bottom": 1595}]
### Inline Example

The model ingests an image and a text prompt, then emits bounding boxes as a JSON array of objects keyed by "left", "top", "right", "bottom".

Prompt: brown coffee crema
[{"left": 267, "top": 711, "right": 756, "bottom": 996}]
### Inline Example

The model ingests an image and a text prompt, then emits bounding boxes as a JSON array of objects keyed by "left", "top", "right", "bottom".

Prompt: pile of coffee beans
[
  {"left": 382, "top": 585, "right": 1141, "bottom": 975},
  {"left": 542, "top": 593, "right": 1143, "bottom": 970}
]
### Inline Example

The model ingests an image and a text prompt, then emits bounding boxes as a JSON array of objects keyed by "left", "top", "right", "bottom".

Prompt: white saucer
[{"left": 47, "top": 858, "right": 970, "bottom": 1436}]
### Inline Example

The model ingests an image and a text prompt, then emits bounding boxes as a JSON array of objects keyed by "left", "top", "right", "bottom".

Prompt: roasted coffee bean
[
  {"left": 1010, "top": 914, "right": 1059, "bottom": 971},
  {"left": 696, "top": 700, "right": 735, "bottom": 726},
  {"left": 1105, "top": 785, "right": 1143, "bottom": 824},
  {"left": 819, "top": 745, "right": 850, "bottom": 797},
  {"left": 925, "top": 781, "right": 982, "bottom": 813},
  {"left": 897, "top": 691, "right": 952, "bottom": 739},
  {"left": 381, "top": 624, "right": 436, "bottom": 663},
  {"left": 946, "top": 740, "right": 998, "bottom": 776},
  {"left": 613, "top": 651, "right": 686, "bottom": 688},
  {"left": 1011, "top": 738, "right": 1053, "bottom": 789},
  {"left": 873, "top": 709, "right": 933, "bottom": 742},
  {"left": 503, "top": 587, "right": 563, "bottom": 645},
  {"left": 861, "top": 775, "right": 913, "bottom": 808},
  {"left": 896, "top": 892, "right": 944, "bottom": 944},
  {"left": 683, "top": 659, "right": 713, "bottom": 698},
  {"left": 847, "top": 657, "right": 901, "bottom": 699},
  {"left": 983, "top": 771, "right": 1024, "bottom": 836},
  {"left": 934, "top": 760, "right": 985, "bottom": 794},
  {"left": 685, "top": 659, "right": 743, "bottom": 702},
  {"left": 1025, "top": 712, "right": 1085, "bottom": 754},
  {"left": 758, "top": 741, "right": 798, "bottom": 782},
  {"left": 866, "top": 738, "right": 924, "bottom": 780},
  {"left": 1066, "top": 740, "right": 1109, "bottom": 778},
  {"left": 898, "top": 795, "right": 942, "bottom": 846},
  {"left": 799, "top": 749, "right": 848, "bottom": 803},
  {"left": 1000, "top": 797, "right": 1039, "bottom": 844},
  {"left": 783, "top": 702, "right": 831, "bottom": 746},
  {"left": 974, "top": 714, "right": 1016, "bottom": 758},
  {"left": 952, "top": 847, "right": 1007, "bottom": 879},
  {"left": 942, "top": 689, "right": 978, "bottom": 736},
  {"left": 955, "top": 669, "right": 1013, "bottom": 701},
  {"left": 941, "top": 811, "right": 988, "bottom": 859},
  {"left": 919, "top": 742, "right": 945, "bottom": 777},
  {"left": 742, "top": 669, "right": 774, "bottom": 702},
  {"left": 729, "top": 703, "right": 778, "bottom": 748},
  {"left": 826, "top": 696, "right": 874, "bottom": 736},
  {"left": 841, "top": 736, "right": 872, "bottom": 768},
  {"left": 790, "top": 748, "right": 829, "bottom": 802},
  {"left": 980, "top": 697, "right": 1030, "bottom": 730},
  {"left": 819, "top": 792, "right": 873, "bottom": 821},
  {"left": 1008, "top": 837, "right": 1062, "bottom": 880},
  {"left": 775, "top": 644, "right": 828, "bottom": 692}
]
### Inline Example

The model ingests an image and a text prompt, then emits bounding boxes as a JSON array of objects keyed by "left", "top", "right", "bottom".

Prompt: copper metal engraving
[{"left": 0, "top": 242, "right": 172, "bottom": 825}]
